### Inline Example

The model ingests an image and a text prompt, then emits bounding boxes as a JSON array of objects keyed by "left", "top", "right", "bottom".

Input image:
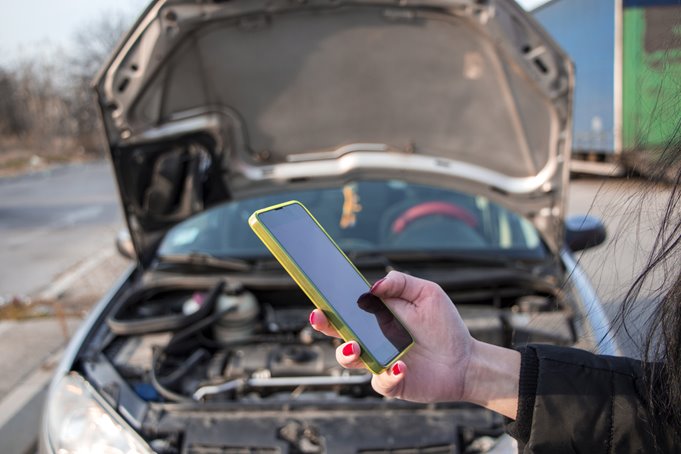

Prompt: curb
[{"left": 38, "top": 248, "right": 116, "bottom": 302}]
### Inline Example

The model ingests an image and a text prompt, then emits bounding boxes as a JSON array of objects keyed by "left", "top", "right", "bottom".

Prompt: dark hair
[{"left": 616, "top": 136, "right": 681, "bottom": 434}]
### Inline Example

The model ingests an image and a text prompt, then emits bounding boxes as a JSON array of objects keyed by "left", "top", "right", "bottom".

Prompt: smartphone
[{"left": 249, "top": 200, "right": 413, "bottom": 374}]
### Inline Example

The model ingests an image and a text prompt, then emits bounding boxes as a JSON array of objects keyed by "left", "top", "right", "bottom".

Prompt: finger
[
  {"left": 371, "top": 361, "right": 407, "bottom": 398},
  {"left": 309, "top": 309, "right": 341, "bottom": 338},
  {"left": 370, "top": 270, "right": 439, "bottom": 306},
  {"left": 335, "top": 341, "right": 366, "bottom": 369}
]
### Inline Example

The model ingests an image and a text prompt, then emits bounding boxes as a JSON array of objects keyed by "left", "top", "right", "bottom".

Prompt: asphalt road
[
  {"left": 568, "top": 177, "right": 671, "bottom": 301},
  {"left": 0, "top": 161, "right": 123, "bottom": 299},
  {"left": 567, "top": 176, "right": 673, "bottom": 357}
]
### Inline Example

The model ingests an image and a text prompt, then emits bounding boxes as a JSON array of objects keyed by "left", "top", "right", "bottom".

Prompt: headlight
[{"left": 46, "top": 373, "right": 153, "bottom": 454}]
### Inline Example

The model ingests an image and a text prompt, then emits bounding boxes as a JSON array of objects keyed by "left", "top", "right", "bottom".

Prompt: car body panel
[{"left": 94, "top": 0, "right": 574, "bottom": 265}]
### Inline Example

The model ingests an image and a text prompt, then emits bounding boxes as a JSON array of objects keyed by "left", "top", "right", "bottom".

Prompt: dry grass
[
  {"left": 0, "top": 136, "right": 102, "bottom": 177},
  {"left": 0, "top": 296, "right": 89, "bottom": 320}
]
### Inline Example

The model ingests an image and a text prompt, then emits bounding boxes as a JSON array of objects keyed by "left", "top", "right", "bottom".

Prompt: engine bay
[
  {"left": 81, "top": 270, "right": 575, "bottom": 452},
  {"left": 103, "top": 281, "right": 375, "bottom": 404}
]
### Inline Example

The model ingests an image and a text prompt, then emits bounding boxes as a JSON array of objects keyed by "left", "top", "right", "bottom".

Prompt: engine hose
[
  {"left": 150, "top": 347, "right": 194, "bottom": 403},
  {"left": 108, "top": 280, "right": 226, "bottom": 336},
  {"left": 158, "top": 348, "right": 210, "bottom": 388},
  {"left": 163, "top": 303, "right": 238, "bottom": 355}
]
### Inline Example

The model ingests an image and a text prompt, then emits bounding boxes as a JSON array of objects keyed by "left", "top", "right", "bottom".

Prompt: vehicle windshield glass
[{"left": 158, "top": 180, "right": 548, "bottom": 260}]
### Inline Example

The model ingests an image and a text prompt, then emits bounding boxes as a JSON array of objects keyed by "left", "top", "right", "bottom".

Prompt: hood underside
[{"left": 95, "top": 0, "right": 573, "bottom": 265}]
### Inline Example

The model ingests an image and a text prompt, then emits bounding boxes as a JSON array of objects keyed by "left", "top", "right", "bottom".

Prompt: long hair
[{"left": 616, "top": 133, "right": 681, "bottom": 432}]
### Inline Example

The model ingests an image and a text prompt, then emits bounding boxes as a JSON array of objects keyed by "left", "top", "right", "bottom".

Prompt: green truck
[{"left": 533, "top": 0, "right": 681, "bottom": 175}]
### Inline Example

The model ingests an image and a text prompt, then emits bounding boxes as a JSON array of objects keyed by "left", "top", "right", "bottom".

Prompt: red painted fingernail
[
  {"left": 342, "top": 343, "right": 356, "bottom": 356},
  {"left": 370, "top": 278, "right": 387, "bottom": 293},
  {"left": 391, "top": 363, "right": 402, "bottom": 376},
  {"left": 309, "top": 311, "right": 316, "bottom": 325}
]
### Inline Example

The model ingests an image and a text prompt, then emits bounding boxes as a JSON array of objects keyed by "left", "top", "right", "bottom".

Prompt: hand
[
  {"left": 310, "top": 270, "right": 521, "bottom": 419},
  {"left": 310, "top": 270, "right": 474, "bottom": 403}
]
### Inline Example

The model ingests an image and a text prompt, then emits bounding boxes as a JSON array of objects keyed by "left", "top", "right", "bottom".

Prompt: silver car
[{"left": 41, "top": 0, "right": 616, "bottom": 452}]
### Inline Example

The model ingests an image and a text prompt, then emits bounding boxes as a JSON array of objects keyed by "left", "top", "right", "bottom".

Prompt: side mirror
[
  {"left": 565, "top": 215, "right": 606, "bottom": 252},
  {"left": 115, "top": 229, "right": 136, "bottom": 260}
]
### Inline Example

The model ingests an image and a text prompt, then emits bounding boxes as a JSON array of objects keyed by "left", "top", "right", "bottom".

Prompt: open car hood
[{"left": 95, "top": 0, "right": 573, "bottom": 266}]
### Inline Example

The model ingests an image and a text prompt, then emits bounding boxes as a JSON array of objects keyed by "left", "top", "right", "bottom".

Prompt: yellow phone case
[{"left": 248, "top": 200, "right": 413, "bottom": 374}]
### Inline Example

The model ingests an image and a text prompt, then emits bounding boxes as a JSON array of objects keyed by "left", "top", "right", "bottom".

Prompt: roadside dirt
[
  {"left": 0, "top": 138, "right": 102, "bottom": 177},
  {"left": 0, "top": 251, "right": 131, "bottom": 321}
]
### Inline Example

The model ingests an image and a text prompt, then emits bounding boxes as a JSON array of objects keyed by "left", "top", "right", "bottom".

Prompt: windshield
[{"left": 158, "top": 180, "right": 547, "bottom": 260}]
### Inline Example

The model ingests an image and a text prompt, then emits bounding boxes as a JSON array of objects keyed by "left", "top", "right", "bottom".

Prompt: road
[
  {"left": 568, "top": 177, "right": 671, "bottom": 301},
  {"left": 567, "top": 176, "right": 673, "bottom": 357},
  {"left": 0, "top": 161, "right": 123, "bottom": 299}
]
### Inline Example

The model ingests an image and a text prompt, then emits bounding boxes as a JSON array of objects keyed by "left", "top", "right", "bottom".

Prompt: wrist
[{"left": 462, "top": 340, "right": 521, "bottom": 419}]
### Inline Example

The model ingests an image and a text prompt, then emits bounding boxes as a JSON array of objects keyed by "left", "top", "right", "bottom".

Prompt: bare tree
[
  {"left": 14, "top": 55, "right": 71, "bottom": 143},
  {"left": 0, "top": 10, "right": 132, "bottom": 160},
  {"left": 0, "top": 68, "right": 27, "bottom": 136},
  {"left": 65, "top": 11, "right": 131, "bottom": 155},
  {"left": 0, "top": 50, "right": 73, "bottom": 156},
  {"left": 71, "top": 11, "right": 130, "bottom": 83}
]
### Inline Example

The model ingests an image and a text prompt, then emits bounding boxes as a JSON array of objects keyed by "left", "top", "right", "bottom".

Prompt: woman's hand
[
  {"left": 310, "top": 270, "right": 520, "bottom": 418},
  {"left": 310, "top": 270, "right": 473, "bottom": 403}
]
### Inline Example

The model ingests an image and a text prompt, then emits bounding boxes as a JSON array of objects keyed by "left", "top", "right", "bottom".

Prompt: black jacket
[{"left": 506, "top": 344, "right": 678, "bottom": 453}]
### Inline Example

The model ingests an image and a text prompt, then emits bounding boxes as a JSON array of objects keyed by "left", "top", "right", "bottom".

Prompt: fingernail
[
  {"left": 342, "top": 343, "right": 356, "bottom": 356},
  {"left": 391, "top": 362, "right": 402, "bottom": 376},
  {"left": 370, "top": 278, "right": 387, "bottom": 293},
  {"left": 309, "top": 311, "right": 316, "bottom": 325}
]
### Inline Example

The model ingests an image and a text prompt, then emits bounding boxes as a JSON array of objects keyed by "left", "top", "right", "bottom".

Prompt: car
[{"left": 40, "top": 0, "right": 617, "bottom": 452}]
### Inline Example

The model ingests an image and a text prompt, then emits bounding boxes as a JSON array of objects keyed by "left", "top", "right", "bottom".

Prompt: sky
[
  {"left": 0, "top": 0, "right": 148, "bottom": 64},
  {"left": 0, "top": 0, "right": 548, "bottom": 65}
]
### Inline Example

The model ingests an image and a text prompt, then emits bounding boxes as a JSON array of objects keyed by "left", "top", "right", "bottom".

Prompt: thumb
[{"left": 370, "top": 270, "right": 431, "bottom": 305}]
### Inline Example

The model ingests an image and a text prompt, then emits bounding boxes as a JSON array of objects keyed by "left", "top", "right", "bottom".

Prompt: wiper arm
[
  {"left": 385, "top": 251, "right": 555, "bottom": 271},
  {"left": 348, "top": 250, "right": 511, "bottom": 270},
  {"left": 157, "top": 252, "right": 251, "bottom": 272},
  {"left": 377, "top": 251, "right": 518, "bottom": 268}
]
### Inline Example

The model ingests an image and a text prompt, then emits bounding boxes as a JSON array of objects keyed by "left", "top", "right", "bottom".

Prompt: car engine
[{"left": 84, "top": 270, "right": 574, "bottom": 453}]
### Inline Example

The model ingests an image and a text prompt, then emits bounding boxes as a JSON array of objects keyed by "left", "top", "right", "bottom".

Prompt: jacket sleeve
[{"left": 505, "top": 344, "right": 676, "bottom": 453}]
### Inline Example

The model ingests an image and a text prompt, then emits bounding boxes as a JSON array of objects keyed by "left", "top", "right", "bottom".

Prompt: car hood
[{"left": 94, "top": 0, "right": 573, "bottom": 267}]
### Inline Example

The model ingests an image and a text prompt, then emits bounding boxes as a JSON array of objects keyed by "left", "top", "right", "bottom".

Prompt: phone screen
[{"left": 257, "top": 203, "right": 412, "bottom": 366}]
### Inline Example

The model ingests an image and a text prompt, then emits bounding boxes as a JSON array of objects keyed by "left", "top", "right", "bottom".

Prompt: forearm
[{"left": 462, "top": 340, "right": 520, "bottom": 419}]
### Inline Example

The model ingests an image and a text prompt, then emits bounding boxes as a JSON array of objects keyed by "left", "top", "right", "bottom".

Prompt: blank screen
[{"left": 258, "top": 203, "right": 412, "bottom": 366}]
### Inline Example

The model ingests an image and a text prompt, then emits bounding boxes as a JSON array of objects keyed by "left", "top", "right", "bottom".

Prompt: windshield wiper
[
  {"left": 157, "top": 252, "right": 251, "bottom": 272},
  {"left": 352, "top": 250, "right": 538, "bottom": 269}
]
